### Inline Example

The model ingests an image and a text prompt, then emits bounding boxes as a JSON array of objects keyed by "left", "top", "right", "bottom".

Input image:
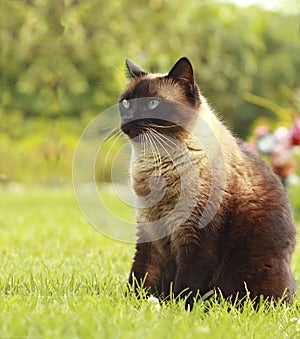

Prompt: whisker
[
  {"left": 141, "top": 123, "right": 178, "bottom": 129},
  {"left": 147, "top": 127, "right": 176, "bottom": 151},
  {"left": 149, "top": 128, "right": 182, "bottom": 151},
  {"left": 103, "top": 129, "right": 124, "bottom": 172},
  {"left": 147, "top": 131, "right": 162, "bottom": 177},
  {"left": 80, "top": 128, "right": 121, "bottom": 162},
  {"left": 83, "top": 125, "right": 120, "bottom": 139},
  {"left": 90, "top": 80, "right": 123, "bottom": 93},
  {"left": 145, "top": 131, "right": 158, "bottom": 172},
  {"left": 148, "top": 127, "right": 191, "bottom": 169},
  {"left": 142, "top": 133, "right": 147, "bottom": 161},
  {"left": 146, "top": 131, "right": 161, "bottom": 177},
  {"left": 102, "top": 129, "right": 123, "bottom": 153},
  {"left": 148, "top": 129, "right": 174, "bottom": 164}
]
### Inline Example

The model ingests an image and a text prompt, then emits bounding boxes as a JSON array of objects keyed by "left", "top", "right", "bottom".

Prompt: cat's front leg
[
  {"left": 128, "top": 241, "right": 165, "bottom": 297},
  {"left": 173, "top": 245, "right": 213, "bottom": 310}
]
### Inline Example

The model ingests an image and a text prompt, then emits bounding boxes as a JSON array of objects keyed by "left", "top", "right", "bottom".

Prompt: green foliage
[
  {"left": 0, "top": 119, "right": 79, "bottom": 184},
  {"left": 1, "top": 0, "right": 299, "bottom": 183},
  {"left": 0, "top": 188, "right": 299, "bottom": 338},
  {"left": 1, "top": 0, "right": 299, "bottom": 135}
]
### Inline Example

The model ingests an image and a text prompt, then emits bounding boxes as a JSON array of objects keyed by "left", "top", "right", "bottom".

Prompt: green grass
[{"left": 0, "top": 188, "right": 299, "bottom": 339}]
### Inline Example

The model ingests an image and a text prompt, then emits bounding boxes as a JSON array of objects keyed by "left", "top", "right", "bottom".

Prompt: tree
[{"left": 1, "top": 0, "right": 299, "bottom": 138}]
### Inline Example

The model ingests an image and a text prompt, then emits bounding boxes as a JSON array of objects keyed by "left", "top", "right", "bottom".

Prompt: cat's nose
[{"left": 121, "top": 121, "right": 139, "bottom": 139}]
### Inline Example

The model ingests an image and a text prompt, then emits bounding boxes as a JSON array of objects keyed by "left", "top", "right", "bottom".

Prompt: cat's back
[
  {"left": 236, "top": 139, "right": 292, "bottom": 203},
  {"left": 221, "top": 138, "right": 296, "bottom": 256}
]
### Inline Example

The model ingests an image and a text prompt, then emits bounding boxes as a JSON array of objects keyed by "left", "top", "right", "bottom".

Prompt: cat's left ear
[
  {"left": 125, "top": 59, "right": 148, "bottom": 78},
  {"left": 168, "top": 57, "right": 194, "bottom": 84}
]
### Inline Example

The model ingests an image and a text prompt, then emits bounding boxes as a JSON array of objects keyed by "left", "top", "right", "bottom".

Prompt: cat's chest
[
  {"left": 130, "top": 152, "right": 203, "bottom": 230},
  {"left": 130, "top": 155, "right": 179, "bottom": 197}
]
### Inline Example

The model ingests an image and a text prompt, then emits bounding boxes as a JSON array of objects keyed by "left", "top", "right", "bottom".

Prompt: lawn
[{"left": 0, "top": 187, "right": 299, "bottom": 339}]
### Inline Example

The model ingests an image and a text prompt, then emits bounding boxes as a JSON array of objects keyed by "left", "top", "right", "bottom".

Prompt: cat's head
[{"left": 119, "top": 57, "right": 201, "bottom": 140}]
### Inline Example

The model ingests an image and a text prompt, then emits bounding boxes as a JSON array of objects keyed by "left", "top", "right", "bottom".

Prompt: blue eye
[
  {"left": 122, "top": 99, "right": 130, "bottom": 109},
  {"left": 148, "top": 100, "right": 159, "bottom": 110}
]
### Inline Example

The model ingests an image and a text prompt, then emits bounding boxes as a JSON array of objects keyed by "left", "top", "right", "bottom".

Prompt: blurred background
[{"left": 0, "top": 0, "right": 299, "bottom": 189}]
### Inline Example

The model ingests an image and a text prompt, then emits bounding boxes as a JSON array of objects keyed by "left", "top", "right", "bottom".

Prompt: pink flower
[
  {"left": 274, "top": 127, "right": 291, "bottom": 149},
  {"left": 244, "top": 141, "right": 258, "bottom": 154},
  {"left": 290, "top": 118, "right": 300, "bottom": 146},
  {"left": 254, "top": 125, "right": 269, "bottom": 137}
]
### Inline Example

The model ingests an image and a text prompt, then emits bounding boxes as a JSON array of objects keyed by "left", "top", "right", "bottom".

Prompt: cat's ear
[
  {"left": 125, "top": 59, "right": 148, "bottom": 78},
  {"left": 168, "top": 57, "right": 194, "bottom": 84}
]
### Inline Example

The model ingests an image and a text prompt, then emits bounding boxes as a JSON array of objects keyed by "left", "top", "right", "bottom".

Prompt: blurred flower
[
  {"left": 274, "top": 127, "right": 291, "bottom": 149},
  {"left": 254, "top": 125, "right": 269, "bottom": 137},
  {"left": 243, "top": 142, "right": 258, "bottom": 154},
  {"left": 249, "top": 119, "right": 300, "bottom": 184},
  {"left": 271, "top": 147, "right": 297, "bottom": 181},
  {"left": 290, "top": 118, "right": 300, "bottom": 146},
  {"left": 257, "top": 133, "right": 277, "bottom": 155}
]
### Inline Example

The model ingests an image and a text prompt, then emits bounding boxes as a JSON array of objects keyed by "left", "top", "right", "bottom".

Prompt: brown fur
[{"left": 120, "top": 57, "right": 297, "bottom": 309}]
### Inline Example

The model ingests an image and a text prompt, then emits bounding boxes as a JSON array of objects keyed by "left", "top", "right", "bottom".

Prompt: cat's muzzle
[{"left": 121, "top": 120, "right": 142, "bottom": 139}]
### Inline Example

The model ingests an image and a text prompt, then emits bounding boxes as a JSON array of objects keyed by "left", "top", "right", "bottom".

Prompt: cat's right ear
[
  {"left": 125, "top": 59, "right": 148, "bottom": 79},
  {"left": 168, "top": 57, "right": 194, "bottom": 84}
]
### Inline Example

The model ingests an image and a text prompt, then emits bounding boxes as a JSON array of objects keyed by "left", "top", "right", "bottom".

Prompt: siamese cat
[{"left": 119, "top": 57, "right": 297, "bottom": 309}]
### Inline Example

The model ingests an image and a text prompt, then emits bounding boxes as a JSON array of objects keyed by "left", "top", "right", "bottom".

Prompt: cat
[{"left": 119, "top": 57, "right": 297, "bottom": 309}]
